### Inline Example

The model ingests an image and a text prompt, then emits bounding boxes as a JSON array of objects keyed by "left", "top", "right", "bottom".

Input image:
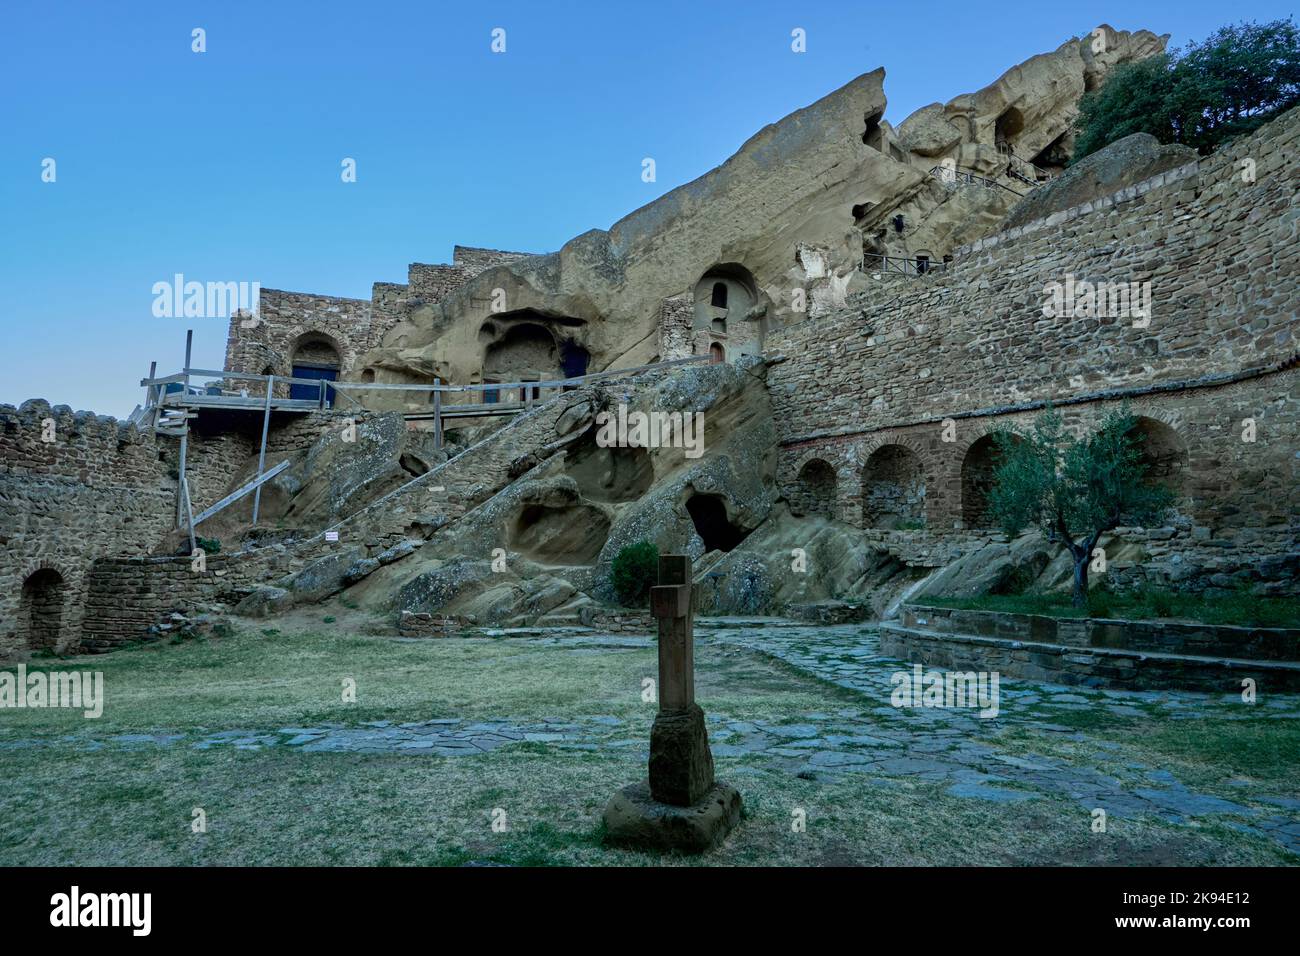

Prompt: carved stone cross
[
  {"left": 602, "top": 552, "right": 742, "bottom": 852},
  {"left": 647, "top": 554, "right": 714, "bottom": 806}
]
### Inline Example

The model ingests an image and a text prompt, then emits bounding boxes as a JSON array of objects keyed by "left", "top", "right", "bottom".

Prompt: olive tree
[{"left": 987, "top": 408, "right": 1174, "bottom": 608}]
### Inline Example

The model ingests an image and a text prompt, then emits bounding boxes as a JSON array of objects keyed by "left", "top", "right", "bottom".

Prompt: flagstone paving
[{"left": 4, "top": 620, "right": 1297, "bottom": 855}]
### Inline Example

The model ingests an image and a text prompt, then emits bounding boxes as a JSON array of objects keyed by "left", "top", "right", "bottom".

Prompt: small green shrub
[
  {"left": 196, "top": 536, "right": 221, "bottom": 554},
  {"left": 323, "top": 616, "right": 336, "bottom": 624},
  {"left": 611, "top": 541, "right": 659, "bottom": 607}
]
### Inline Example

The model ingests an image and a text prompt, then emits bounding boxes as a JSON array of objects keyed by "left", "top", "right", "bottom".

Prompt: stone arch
[
  {"left": 791, "top": 457, "right": 838, "bottom": 520},
  {"left": 960, "top": 432, "right": 1022, "bottom": 528},
  {"left": 1124, "top": 415, "right": 1189, "bottom": 496},
  {"left": 861, "top": 444, "right": 926, "bottom": 529},
  {"left": 709, "top": 342, "right": 725, "bottom": 365},
  {"left": 19, "top": 565, "right": 69, "bottom": 652}
]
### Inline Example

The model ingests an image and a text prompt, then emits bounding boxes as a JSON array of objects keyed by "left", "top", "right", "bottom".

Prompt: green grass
[
  {"left": 917, "top": 589, "right": 1300, "bottom": 628},
  {"left": 1, "top": 624, "right": 1296, "bottom": 866}
]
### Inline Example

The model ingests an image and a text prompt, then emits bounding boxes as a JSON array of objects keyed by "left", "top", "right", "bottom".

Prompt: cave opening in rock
[
  {"left": 686, "top": 493, "right": 749, "bottom": 553},
  {"left": 509, "top": 502, "right": 611, "bottom": 565},
  {"left": 565, "top": 425, "right": 654, "bottom": 502},
  {"left": 862, "top": 108, "right": 885, "bottom": 150}
]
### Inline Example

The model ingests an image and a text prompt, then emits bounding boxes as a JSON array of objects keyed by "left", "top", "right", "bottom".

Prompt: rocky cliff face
[{"left": 355, "top": 25, "right": 1167, "bottom": 401}]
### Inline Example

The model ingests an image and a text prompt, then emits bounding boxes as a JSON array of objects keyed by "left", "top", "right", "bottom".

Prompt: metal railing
[
  {"left": 863, "top": 253, "right": 950, "bottom": 277},
  {"left": 929, "top": 165, "right": 1024, "bottom": 196}
]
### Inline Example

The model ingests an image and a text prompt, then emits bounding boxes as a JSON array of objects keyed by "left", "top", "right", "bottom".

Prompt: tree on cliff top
[
  {"left": 986, "top": 408, "right": 1174, "bottom": 608},
  {"left": 1074, "top": 18, "right": 1300, "bottom": 160}
]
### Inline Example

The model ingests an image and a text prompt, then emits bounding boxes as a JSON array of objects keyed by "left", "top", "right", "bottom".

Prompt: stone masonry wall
[
  {"left": 0, "top": 397, "right": 363, "bottom": 659},
  {"left": 769, "top": 105, "right": 1300, "bottom": 589},
  {"left": 224, "top": 246, "right": 534, "bottom": 383}
]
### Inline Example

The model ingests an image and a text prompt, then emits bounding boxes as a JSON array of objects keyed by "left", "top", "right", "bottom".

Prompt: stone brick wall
[
  {"left": 881, "top": 604, "right": 1300, "bottom": 691},
  {"left": 769, "top": 105, "right": 1300, "bottom": 588},
  {"left": 225, "top": 246, "right": 534, "bottom": 384},
  {"left": 223, "top": 289, "right": 373, "bottom": 380},
  {"left": 0, "top": 396, "right": 368, "bottom": 659},
  {"left": 657, "top": 295, "right": 694, "bottom": 360},
  {"left": 0, "top": 402, "right": 175, "bottom": 658},
  {"left": 80, "top": 548, "right": 300, "bottom": 652}
]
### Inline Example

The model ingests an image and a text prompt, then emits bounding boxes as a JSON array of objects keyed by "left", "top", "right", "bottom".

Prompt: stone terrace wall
[{"left": 768, "top": 106, "right": 1300, "bottom": 587}]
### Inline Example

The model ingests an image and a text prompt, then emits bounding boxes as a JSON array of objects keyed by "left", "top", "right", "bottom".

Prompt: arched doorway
[
  {"left": 791, "top": 458, "right": 837, "bottom": 519},
  {"left": 290, "top": 332, "right": 343, "bottom": 404},
  {"left": 862, "top": 445, "right": 926, "bottom": 528},
  {"left": 20, "top": 568, "right": 67, "bottom": 652},
  {"left": 709, "top": 342, "right": 725, "bottom": 365}
]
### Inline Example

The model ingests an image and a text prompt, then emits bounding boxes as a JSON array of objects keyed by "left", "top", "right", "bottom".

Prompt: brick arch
[
  {"left": 20, "top": 558, "right": 75, "bottom": 583},
  {"left": 959, "top": 429, "right": 1027, "bottom": 528},
  {"left": 289, "top": 327, "right": 354, "bottom": 374}
]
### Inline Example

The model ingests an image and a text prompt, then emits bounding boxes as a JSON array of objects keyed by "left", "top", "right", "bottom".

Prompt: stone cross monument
[{"left": 602, "top": 554, "right": 742, "bottom": 853}]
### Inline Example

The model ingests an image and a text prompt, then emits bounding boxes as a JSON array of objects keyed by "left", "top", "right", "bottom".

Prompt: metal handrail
[
  {"left": 928, "top": 166, "right": 1024, "bottom": 196},
  {"left": 863, "top": 253, "right": 950, "bottom": 276}
]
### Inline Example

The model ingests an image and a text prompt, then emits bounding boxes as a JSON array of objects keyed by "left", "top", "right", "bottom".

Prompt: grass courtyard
[{"left": 1, "top": 618, "right": 1298, "bottom": 867}]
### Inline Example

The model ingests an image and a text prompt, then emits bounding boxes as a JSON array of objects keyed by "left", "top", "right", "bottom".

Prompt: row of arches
[{"left": 791, "top": 417, "right": 1190, "bottom": 530}]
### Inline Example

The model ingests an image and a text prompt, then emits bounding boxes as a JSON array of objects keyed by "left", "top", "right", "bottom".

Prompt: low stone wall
[
  {"left": 785, "top": 600, "right": 873, "bottom": 625},
  {"left": 396, "top": 611, "right": 469, "bottom": 638},
  {"left": 579, "top": 609, "right": 656, "bottom": 633},
  {"left": 80, "top": 548, "right": 300, "bottom": 653},
  {"left": 879, "top": 604, "right": 1300, "bottom": 691}
]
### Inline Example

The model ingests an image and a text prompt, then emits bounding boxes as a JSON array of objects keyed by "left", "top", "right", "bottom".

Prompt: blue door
[{"left": 291, "top": 364, "right": 338, "bottom": 405}]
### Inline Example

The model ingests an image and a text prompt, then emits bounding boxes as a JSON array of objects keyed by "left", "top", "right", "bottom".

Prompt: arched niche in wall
[
  {"left": 862, "top": 445, "right": 926, "bottom": 529},
  {"left": 693, "top": 263, "right": 758, "bottom": 337},
  {"left": 483, "top": 321, "right": 559, "bottom": 383},
  {"left": 1124, "top": 417, "right": 1190, "bottom": 498},
  {"left": 791, "top": 458, "right": 837, "bottom": 520},
  {"left": 961, "top": 433, "right": 1024, "bottom": 528},
  {"left": 19, "top": 568, "right": 67, "bottom": 652}
]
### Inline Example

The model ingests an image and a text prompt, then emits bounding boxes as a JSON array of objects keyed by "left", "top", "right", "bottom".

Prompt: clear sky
[{"left": 1, "top": 0, "right": 1291, "bottom": 416}]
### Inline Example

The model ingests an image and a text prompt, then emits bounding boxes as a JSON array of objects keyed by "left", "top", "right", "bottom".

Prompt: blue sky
[{"left": 1, "top": 0, "right": 1291, "bottom": 415}]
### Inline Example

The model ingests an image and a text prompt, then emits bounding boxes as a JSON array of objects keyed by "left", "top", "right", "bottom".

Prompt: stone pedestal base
[
  {"left": 649, "top": 703, "right": 715, "bottom": 806},
  {"left": 601, "top": 780, "right": 742, "bottom": 854}
]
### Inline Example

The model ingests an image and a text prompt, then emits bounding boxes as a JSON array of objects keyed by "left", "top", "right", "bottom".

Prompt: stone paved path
[{"left": 5, "top": 620, "right": 1297, "bottom": 855}]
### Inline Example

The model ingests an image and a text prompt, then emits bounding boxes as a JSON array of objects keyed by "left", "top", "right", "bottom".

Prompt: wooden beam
[
  {"left": 251, "top": 375, "right": 274, "bottom": 526},
  {"left": 191, "top": 459, "right": 290, "bottom": 527},
  {"left": 432, "top": 377, "right": 442, "bottom": 451}
]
